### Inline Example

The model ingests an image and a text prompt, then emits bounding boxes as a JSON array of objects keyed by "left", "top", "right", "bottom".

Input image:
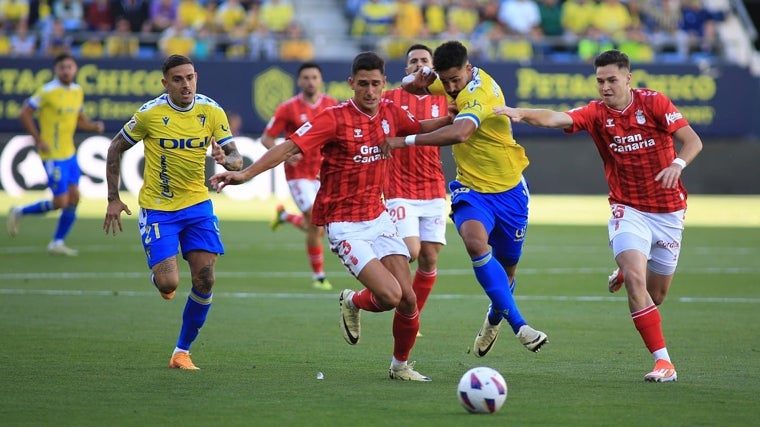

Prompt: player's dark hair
[
  {"left": 594, "top": 50, "right": 630, "bottom": 71},
  {"left": 433, "top": 41, "right": 468, "bottom": 73},
  {"left": 352, "top": 52, "right": 385, "bottom": 76},
  {"left": 406, "top": 43, "right": 432, "bottom": 57},
  {"left": 54, "top": 53, "right": 75, "bottom": 66},
  {"left": 162, "top": 55, "right": 194, "bottom": 76},
  {"left": 298, "top": 62, "right": 322, "bottom": 76}
]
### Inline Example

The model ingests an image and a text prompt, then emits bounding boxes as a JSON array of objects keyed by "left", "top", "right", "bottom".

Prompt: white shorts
[
  {"left": 287, "top": 179, "right": 320, "bottom": 212},
  {"left": 608, "top": 204, "right": 685, "bottom": 275},
  {"left": 325, "top": 211, "right": 410, "bottom": 277},
  {"left": 385, "top": 198, "right": 448, "bottom": 245}
]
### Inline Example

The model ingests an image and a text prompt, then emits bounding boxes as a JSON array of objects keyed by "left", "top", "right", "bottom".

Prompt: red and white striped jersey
[
  {"left": 565, "top": 88, "right": 690, "bottom": 213},
  {"left": 382, "top": 87, "right": 448, "bottom": 200},
  {"left": 290, "top": 98, "right": 422, "bottom": 225},
  {"left": 264, "top": 93, "right": 339, "bottom": 180}
]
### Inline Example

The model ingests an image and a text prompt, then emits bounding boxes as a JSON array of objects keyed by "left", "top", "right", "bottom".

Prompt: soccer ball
[{"left": 457, "top": 367, "right": 508, "bottom": 414}]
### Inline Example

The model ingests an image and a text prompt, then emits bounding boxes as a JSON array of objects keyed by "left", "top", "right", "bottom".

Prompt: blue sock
[
  {"left": 176, "top": 288, "right": 213, "bottom": 351},
  {"left": 53, "top": 206, "right": 76, "bottom": 241},
  {"left": 21, "top": 200, "right": 53, "bottom": 215},
  {"left": 472, "top": 252, "right": 526, "bottom": 334}
]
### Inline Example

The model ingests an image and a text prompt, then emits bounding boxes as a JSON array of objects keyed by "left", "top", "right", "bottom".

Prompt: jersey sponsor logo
[
  {"left": 656, "top": 239, "right": 680, "bottom": 249},
  {"left": 159, "top": 154, "right": 173, "bottom": 199},
  {"left": 610, "top": 133, "right": 655, "bottom": 153},
  {"left": 221, "top": 124, "right": 228, "bottom": 132},
  {"left": 463, "top": 99, "right": 483, "bottom": 112},
  {"left": 665, "top": 111, "right": 683, "bottom": 125},
  {"left": 158, "top": 137, "right": 209, "bottom": 149},
  {"left": 353, "top": 144, "right": 383, "bottom": 163},
  {"left": 295, "top": 121, "right": 312, "bottom": 136}
]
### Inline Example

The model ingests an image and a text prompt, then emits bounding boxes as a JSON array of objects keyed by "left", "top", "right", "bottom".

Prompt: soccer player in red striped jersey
[
  {"left": 493, "top": 50, "right": 703, "bottom": 382},
  {"left": 382, "top": 44, "right": 449, "bottom": 325},
  {"left": 262, "top": 62, "right": 339, "bottom": 291},
  {"left": 210, "top": 52, "right": 453, "bottom": 381}
]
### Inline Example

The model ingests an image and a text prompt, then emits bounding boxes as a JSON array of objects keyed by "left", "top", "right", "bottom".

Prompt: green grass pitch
[{"left": 1, "top": 194, "right": 758, "bottom": 426}]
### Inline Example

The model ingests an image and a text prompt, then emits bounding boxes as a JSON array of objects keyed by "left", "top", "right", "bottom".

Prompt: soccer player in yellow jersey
[
  {"left": 103, "top": 55, "right": 243, "bottom": 370},
  {"left": 9, "top": 53, "right": 105, "bottom": 255},
  {"left": 384, "top": 41, "right": 548, "bottom": 358}
]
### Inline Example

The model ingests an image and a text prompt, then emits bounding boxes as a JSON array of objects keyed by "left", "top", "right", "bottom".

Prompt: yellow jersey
[
  {"left": 121, "top": 93, "right": 233, "bottom": 211},
  {"left": 429, "top": 67, "right": 529, "bottom": 193},
  {"left": 27, "top": 79, "right": 84, "bottom": 161}
]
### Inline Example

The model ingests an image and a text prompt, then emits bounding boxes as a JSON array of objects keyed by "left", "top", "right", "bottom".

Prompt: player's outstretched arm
[
  {"left": 211, "top": 138, "right": 243, "bottom": 171},
  {"left": 493, "top": 106, "right": 573, "bottom": 129},
  {"left": 104, "top": 133, "right": 133, "bottom": 235},
  {"left": 654, "top": 125, "right": 703, "bottom": 189},
  {"left": 210, "top": 139, "right": 301, "bottom": 192}
]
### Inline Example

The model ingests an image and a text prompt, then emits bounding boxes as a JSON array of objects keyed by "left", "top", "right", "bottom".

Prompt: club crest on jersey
[
  {"left": 354, "top": 128, "right": 363, "bottom": 138},
  {"left": 606, "top": 118, "right": 615, "bottom": 127},
  {"left": 197, "top": 114, "right": 206, "bottom": 127},
  {"left": 381, "top": 119, "right": 390, "bottom": 135},
  {"left": 635, "top": 110, "right": 646, "bottom": 125},
  {"left": 431, "top": 104, "right": 440, "bottom": 118},
  {"left": 162, "top": 116, "right": 169, "bottom": 126}
]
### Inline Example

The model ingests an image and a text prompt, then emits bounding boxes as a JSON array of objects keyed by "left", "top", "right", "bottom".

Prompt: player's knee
[
  {"left": 374, "top": 286, "right": 402, "bottom": 309},
  {"left": 153, "top": 274, "right": 179, "bottom": 293}
]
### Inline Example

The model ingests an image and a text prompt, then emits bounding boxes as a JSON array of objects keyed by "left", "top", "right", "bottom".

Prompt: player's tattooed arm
[
  {"left": 220, "top": 141, "right": 243, "bottom": 171},
  {"left": 105, "top": 133, "right": 132, "bottom": 203}
]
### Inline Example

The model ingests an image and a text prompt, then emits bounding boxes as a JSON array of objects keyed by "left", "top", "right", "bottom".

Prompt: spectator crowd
[
  {"left": 0, "top": 0, "right": 725, "bottom": 63},
  {"left": 0, "top": 0, "right": 315, "bottom": 60},
  {"left": 346, "top": 0, "right": 725, "bottom": 63}
]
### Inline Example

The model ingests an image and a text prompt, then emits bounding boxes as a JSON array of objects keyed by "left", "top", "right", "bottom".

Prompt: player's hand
[
  {"left": 285, "top": 153, "right": 303, "bottom": 165},
  {"left": 93, "top": 121, "right": 105, "bottom": 134},
  {"left": 654, "top": 163, "right": 682, "bottom": 189},
  {"left": 36, "top": 139, "right": 51, "bottom": 154},
  {"left": 209, "top": 171, "right": 245, "bottom": 192},
  {"left": 103, "top": 199, "right": 132, "bottom": 236},
  {"left": 402, "top": 66, "right": 437, "bottom": 93},
  {"left": 493, "top": 106, "right": 522, "bottom": 122},
  {"left": 210, "top": 137, "right": 226, "bottom": 166},
  {"left": 447, "top": 101, "right": 459, "bottom": 119},
  {"left": 381, "top": 137, "right": 405, "bottom": 157}
]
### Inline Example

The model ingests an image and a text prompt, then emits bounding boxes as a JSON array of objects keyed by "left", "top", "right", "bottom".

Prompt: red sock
[
  {"left": 286, "top": 212, "right": 304, "bottom": 228},
  {"left": 632, "top": 304, "right": 666, "bottom": 353},
  {"left": 412, "top": 269, "right": 436, "bottom": 312},
  {"left": 351, "top": 289, "right": 386, "bottom": 312},
  {"left": 392, "top": 309, "right": 419, "bottom": 362},
  {"left": 307, "top": 245, "right": 324, "bottom": 277}
]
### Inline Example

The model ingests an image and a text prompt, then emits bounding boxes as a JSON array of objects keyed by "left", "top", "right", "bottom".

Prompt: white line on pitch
[{"left": 1, "top": 288, "right": 759, "bottom": 304}]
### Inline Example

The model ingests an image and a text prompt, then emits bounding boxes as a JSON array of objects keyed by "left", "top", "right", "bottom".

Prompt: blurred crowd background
[{"left": 0, "top": 0, "right": 756, "bottom": 65}]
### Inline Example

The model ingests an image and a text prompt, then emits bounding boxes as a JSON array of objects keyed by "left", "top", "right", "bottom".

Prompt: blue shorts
[
  {"left": 449, "top": 178, "right": 529, "bottom": 266},
  {"left": 44, "top": 155, "right": 80, "bottom": 196},
  {"left": 138, "top": 200, "right": 225, "bottom": 268}
]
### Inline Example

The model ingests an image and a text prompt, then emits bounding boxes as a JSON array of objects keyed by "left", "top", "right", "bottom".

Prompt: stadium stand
[{"left": 0, "top": 0, "right": 756, "bottom": 66}]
